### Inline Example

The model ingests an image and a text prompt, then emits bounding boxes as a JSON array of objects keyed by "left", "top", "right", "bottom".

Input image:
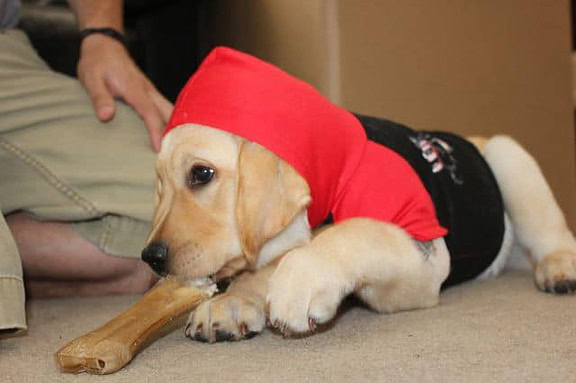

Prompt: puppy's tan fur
[{"left": 148, "top": 124, "right": 576, "bottom": 342}]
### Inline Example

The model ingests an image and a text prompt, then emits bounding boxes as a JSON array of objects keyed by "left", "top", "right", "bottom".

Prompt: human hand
[{"left": 77, "top": 34, "right": 173, "bottom": 152}]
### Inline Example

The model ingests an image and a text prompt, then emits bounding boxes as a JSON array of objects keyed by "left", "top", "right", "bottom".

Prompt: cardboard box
[{"left": 207, "top": 0, "right": 576, "bottom": 229}]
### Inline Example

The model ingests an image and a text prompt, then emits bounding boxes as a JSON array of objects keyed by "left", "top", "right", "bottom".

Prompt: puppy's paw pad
[
  {"left": 185, "top": 324, "right": 209, "bottom": 343},
  {"left": 535, "top": 251, "right": 576, "bottom": 294},
  {"left": 213, "top": 328, "right": 235, "bottom": 342}
]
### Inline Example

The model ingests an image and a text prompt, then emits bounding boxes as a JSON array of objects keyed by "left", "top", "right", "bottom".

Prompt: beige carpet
[{"left": 2, "top": 271, "right": 575, "bottom": 383}]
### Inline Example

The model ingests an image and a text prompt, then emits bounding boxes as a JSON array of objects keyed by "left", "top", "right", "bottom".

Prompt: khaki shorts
[{"left": 0, "top": 29, "right": 157, "bottom": 333}]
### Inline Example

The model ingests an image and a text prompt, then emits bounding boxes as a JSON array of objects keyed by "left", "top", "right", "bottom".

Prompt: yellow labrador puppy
[{"left": 142, "top": 48, "right": 576, "bottom": 343}]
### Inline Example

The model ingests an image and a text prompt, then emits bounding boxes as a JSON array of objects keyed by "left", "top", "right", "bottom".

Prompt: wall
[{"left": 206, "top": 0, "right": 332, "bottom": 93}]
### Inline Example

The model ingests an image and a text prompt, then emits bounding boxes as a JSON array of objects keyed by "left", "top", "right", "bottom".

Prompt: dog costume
[{"left": 164, "top": 47, "right": 505, "bottom": 286}]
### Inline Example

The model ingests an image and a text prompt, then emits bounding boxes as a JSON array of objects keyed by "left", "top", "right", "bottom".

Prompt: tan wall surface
[
  {"left": 337, "top": 0, "right": 576, "bottom": 229},
  {"left": 207, "top": 0, "right": 331, "bottom": 92},
  {"left": 208, "top": 0, "right": 576, "bottom": 229}
]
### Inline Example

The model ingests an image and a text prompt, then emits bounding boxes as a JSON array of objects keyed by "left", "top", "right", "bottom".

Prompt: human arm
[{"left": 68, "top": 0, "right": 173, "bottom": 152}]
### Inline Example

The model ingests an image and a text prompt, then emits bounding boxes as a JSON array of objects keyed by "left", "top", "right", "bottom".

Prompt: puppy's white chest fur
[{"left": 257, "top": 211, "right": 311, "bottom": 267}]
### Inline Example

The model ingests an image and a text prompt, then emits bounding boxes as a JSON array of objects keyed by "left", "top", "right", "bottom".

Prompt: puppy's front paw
[
  {"left": 535, "top": 251, "right": 576, "bottom": 294},
  {"left": 185, "top": 293, "right": 265, "bottom": 343},
  {"left": 266, "top": 250, "right": 352, "bottom": 336}
]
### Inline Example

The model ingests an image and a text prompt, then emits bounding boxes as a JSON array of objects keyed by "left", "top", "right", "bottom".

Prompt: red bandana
[{"left": 165, "top": 47, "right": 447, "bottom": 241}]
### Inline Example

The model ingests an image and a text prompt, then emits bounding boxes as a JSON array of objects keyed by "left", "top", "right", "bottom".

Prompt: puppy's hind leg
[{"left": 481, "top": 136, "right": 576, "bottom": 294}]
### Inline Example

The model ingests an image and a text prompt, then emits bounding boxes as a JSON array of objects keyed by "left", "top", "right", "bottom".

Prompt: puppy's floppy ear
[{"left": 236, "top": 141, "right": 311, "bottom": 263}]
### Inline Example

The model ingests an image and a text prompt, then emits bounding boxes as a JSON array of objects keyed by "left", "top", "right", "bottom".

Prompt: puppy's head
[{"left": 142, "top": 124, "right": 311, "bottom": 281}]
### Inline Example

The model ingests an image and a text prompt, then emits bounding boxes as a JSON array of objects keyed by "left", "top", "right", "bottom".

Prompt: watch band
[{"left": 79, "top": 27, "right": 125, "bottom": 45}]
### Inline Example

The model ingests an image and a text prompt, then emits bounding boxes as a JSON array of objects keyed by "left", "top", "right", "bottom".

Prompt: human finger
[
  {"left": 80, "top": 71, "right": 116, "bottom": 122},
  {"left": 122, "top": 86, "right": 165, "bottom": 152}
]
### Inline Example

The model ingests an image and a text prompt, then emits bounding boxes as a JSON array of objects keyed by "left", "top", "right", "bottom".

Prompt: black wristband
[{"left": 79, "top": 27, "right": 125, "bottom": 45}]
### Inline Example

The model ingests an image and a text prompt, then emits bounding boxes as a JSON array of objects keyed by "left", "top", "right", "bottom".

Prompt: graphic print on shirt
[{"left": 409, "top": 133, "right": 464, "bottom": 185}]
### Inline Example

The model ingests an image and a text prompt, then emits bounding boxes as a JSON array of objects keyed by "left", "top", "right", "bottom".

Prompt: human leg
[
  {"left": 0, "top": 30, "right": 158, "bottom": 297},
  {"left": 0, "top": 212, "right": 26, "bottom": 336},
  {"left": 6, "top": 213, "right": 156, "bottom": 298}
]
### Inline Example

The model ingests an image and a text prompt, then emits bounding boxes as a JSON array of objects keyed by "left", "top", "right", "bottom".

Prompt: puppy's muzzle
[{"left": 141, "top": 242, "right": 169, "bottom": 276}]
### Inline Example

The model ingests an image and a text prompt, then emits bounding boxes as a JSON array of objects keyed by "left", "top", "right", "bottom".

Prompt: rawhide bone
[{"left": 55, "top": 277, "right": 216, "bottom": 374}]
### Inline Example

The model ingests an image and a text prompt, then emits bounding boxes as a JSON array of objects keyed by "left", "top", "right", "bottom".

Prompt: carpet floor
[{"left": 2, "top": 271, "right": 575, "bottom": 383}]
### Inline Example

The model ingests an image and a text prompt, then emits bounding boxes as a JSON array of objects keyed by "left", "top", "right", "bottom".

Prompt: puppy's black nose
[{"left": 141, "top": 242, "right": 169, "bottom": 276}]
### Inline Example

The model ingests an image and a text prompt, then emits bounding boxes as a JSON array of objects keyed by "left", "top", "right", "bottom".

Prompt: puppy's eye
[{"left": 187, "top": 165, "right": 215, "bottom": 189}]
